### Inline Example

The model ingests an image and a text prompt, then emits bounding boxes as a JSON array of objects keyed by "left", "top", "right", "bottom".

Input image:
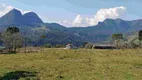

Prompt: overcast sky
[{"left": 0, "top": 0, "right": 142, "bottom": 27}]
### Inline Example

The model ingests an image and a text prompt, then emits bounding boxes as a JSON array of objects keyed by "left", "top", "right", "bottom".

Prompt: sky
[{"left": 0, "top": 0, "right": 142, "bottom": 27}]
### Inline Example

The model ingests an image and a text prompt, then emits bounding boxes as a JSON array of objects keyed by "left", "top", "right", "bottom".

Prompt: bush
[
  {"left": 85, "top": 43, "right": 93, "bottom": 49},
  {"left": 44, "top": 44, "right": 52, "bottom": 48},
  {"left": 54, "top": 44, "right": 65, "bottom": 48}
]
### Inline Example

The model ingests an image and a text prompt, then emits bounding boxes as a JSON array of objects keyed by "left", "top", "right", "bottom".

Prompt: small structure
[
  {"left": 92, "top": 44, "right": 116, "bottom": 49},
  {"left": 66, "top": 44, "right": 75, "bottom": 49}
]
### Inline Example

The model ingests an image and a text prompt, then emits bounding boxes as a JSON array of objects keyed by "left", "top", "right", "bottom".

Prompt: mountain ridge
[
  {"left": 0, "top": 9, "right": 43, "bottom": 29},
  {"left": 0, "top": 9, "right": 142, "bottom": 45}
]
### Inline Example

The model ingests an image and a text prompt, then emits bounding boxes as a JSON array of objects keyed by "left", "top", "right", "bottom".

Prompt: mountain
[
  {"left": 45, "top": 23, "right": 66, "bottom": 31},
  {"left": 23, "top": 12, "right": 43, "bottom": 25},
  {"left": 0, "top": 9, "right": 43, "bottom": 30},
  {"left": 0, "top": 9, "right": 23, "bottom": 26},
  {"left": 0, "top": 8, "right": 142, "bottom": 46},
  {"left": 67, "top": 19, "right": 142, "bottom": 43},
  {"left": 128, "top": 19, "right": 142, "bottom": 32}
]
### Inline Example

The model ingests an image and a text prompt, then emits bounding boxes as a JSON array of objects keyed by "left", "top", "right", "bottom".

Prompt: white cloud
[
  {"left": 72, "top": 15, "right": 82, "bottom": 25},
  {"left": 72, "top": 15, "right": 90, "bottom": 27},
  {"left": 0, "top": 3, "right": 32, "bottom": 17},
  {"left": 58, "top": 20, "right": 72, "bottom": 27},
  {"left": 93, "top": 6, "right": 126, "bottom": 24},
  {"left": 59, "top": 6, "right": 126, "bottom": 27},
  {"left": 0, "top": 3, "right": 13, "bottom": 17}
]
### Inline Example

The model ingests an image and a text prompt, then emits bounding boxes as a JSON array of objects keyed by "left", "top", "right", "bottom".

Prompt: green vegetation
[
  {"left": 138, "top": 30, "right": 142, "bottom": 47},
  {"left": 1, "top": 27, "right": 23, "bottom": 53},
  {"left": 138, "top": 30, "right": 142, "bottom": 41},
  {"left": 0, "top": 48, "right": 142, "bottom": 80},
  {"left": 111, "top": 34, "right": 124, "bottom": 48}
]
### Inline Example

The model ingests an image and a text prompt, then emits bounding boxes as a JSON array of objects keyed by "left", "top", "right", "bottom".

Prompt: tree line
[
  {"left": 111, "top": 30, "right": 142, "bottom": 49},
  {"left": 1, "top": 26, "right": 142, "bottom": 53},
  {"left": 82, "top": 30, "right": 142, "bottom": 49},
  {"left": 0, "top": 27, "right": 66, "bottom": 53}
]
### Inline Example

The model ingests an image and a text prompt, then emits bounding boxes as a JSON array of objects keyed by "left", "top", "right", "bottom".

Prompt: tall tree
[
  {"left": 82, "top": 42, "right": 89, "bottom": 48},
  {"left": 1, "top": 27, "right": 23, "bottom": 53},
  {"left": 112, "top": 34, "right": 123, "bottom": 48}
]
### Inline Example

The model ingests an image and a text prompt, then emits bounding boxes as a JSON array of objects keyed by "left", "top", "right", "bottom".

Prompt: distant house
[
  {"left": 66, "top": 44, "right": 75, "bottom": 49},
  {"left": 92, "top": 44, "right": 116, "bottom": 49}
]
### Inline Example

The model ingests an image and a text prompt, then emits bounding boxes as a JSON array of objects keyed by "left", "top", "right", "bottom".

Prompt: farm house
[{"left": 66, "top": 44, "right": 75, "bottom": 49}]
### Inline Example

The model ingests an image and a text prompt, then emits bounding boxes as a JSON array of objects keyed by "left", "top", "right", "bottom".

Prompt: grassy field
[{"left": 0, "top": 48, "right": 142, "bottom": 80}]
